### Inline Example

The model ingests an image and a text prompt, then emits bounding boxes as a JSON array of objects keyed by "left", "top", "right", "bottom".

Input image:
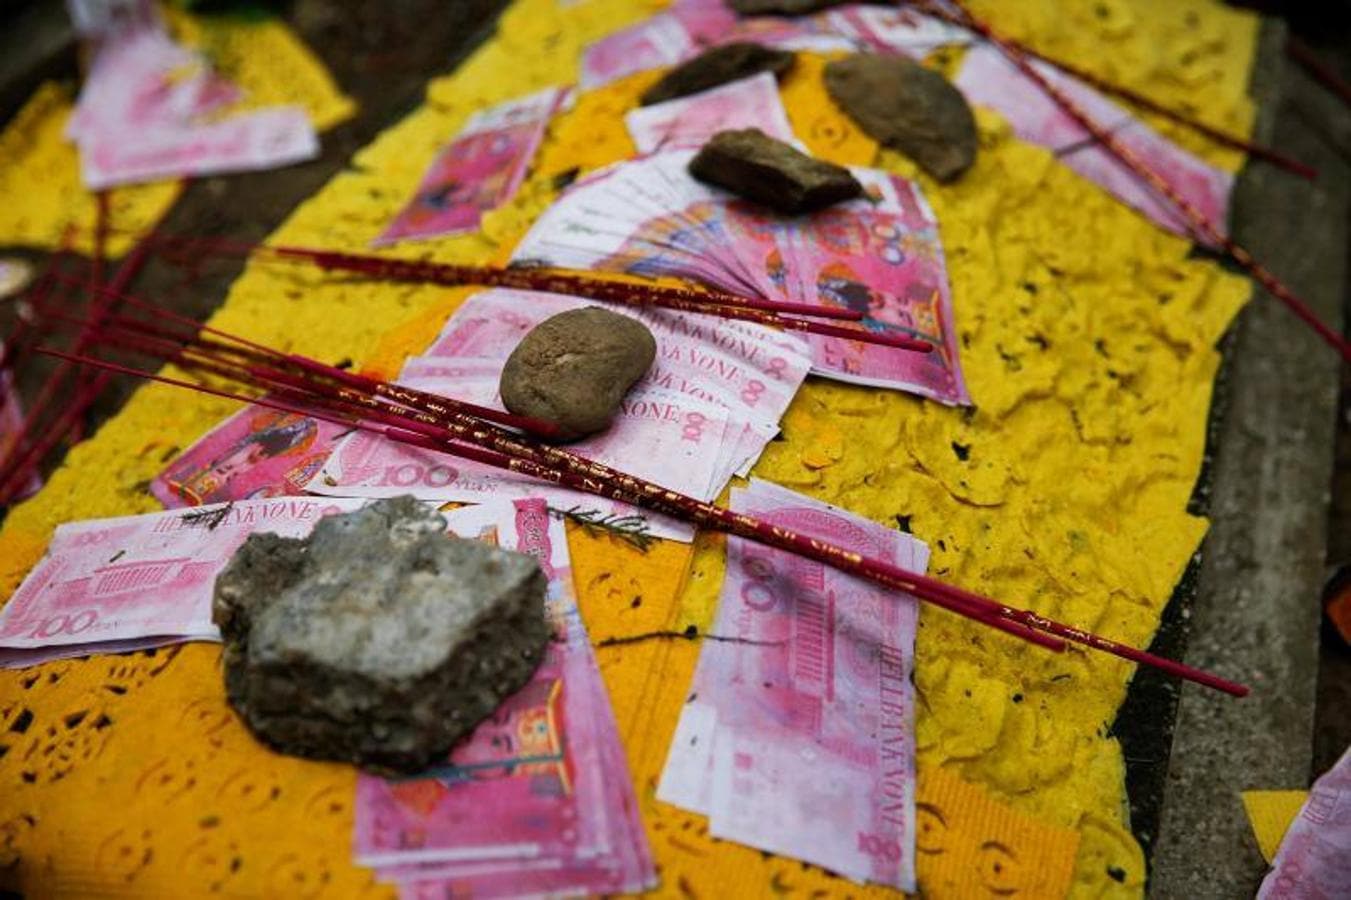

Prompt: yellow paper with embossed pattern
[{"left": 0, "top": 1, "right": 1260, "bottom": 898}]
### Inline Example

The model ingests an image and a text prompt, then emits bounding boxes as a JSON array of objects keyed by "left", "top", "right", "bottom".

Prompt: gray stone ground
[{"left": 1153, "top": 18, "right": 1348, "bottom": 898}]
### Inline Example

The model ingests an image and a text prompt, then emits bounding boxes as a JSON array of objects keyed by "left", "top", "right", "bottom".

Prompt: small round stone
[{"left": 499, "top": 307, "right": 657, "bottom": 441}]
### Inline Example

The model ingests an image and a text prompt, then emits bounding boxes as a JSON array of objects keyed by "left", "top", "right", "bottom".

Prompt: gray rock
[
  {"left": 824, "top": 54, "right": 978, "bottom": 182},
  {"left": 729, "top": 0, "right": 850, "bottom": 13},
  {"left": 641, "top": 42, "right": 795, "bottom": 106},
  {"left": 500, "top": 307, "right": 656, "bottom": 441},
  {"left": 213, "top": 496, "right": 548, "bottom": 774},
  {"left": 689, "top": 127, "right": 863, "bottom": 214}
]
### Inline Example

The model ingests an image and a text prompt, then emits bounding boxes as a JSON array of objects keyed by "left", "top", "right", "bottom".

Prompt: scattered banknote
[
  {"left": 1258, "top": 745, "right": 1351, "bottom": 899},
  {"left": 625, "top": 72, "right": 798, "bottom": 154},
  {"left": 375, "top": 86, "right": 571, "bottom": 245},
  {"left": 151, "top": 401, "right": 351, "bottom": 508},
  {"left": 658, "top": 478, "right": 926, "bottom": 890},
  {"left": 306, "top": 286, "right": 815, "bottom": 540},
  {"left": 826, "top": 4, "right": 972, "bottom": 57},
  {"left": 67, "top": 16, "right": 317, "bottom": 189},
  {"left": 581, "top": 1, "right": 965, "bottom": 90},
  {"left": 955, "top": 44, "right": 1232, "bottom": 244},
  {"left": 511, "top": 151, "right": 970, "bottom": 404},
  {"left": 580, "top": 13, "right": 695, "bottom": 89},
  {"left": 354, "top": 499, "right": 656, "bottom": 898},
  {"left": 0, "top": 497, "right": 370, "bottom": 667},
  {"left": 0, "top": 369, "right": 42, "bottom": 502}
]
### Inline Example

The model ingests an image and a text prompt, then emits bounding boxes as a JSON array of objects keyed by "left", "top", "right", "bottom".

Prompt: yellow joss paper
[
  {"left": 1242, "top": 790, "right": 1309, "bottom": 863},
  {"left": 0, "top": 0, "right": 1261, "bottom": 897}
]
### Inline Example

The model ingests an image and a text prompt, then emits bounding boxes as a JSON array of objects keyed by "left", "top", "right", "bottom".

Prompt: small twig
[
  {"left": 549, "top": 504, "right": 655, "bottom": 552},
  {"left": 180, "top": 502, "right": 233, "bottom": 531},
  {"left": 594, "top": 625, "right": 785, "bottom": 649}
]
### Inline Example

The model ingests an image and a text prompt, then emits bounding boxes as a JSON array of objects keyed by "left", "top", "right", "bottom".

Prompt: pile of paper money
[
  {"left": 659, "top": 478, "right": 927, "bottom": 891},
  {"left": 353, "top": 500, "right": 656, "bottom": 898},
  {"left": 307, "top": 286, "right": 814, "bottom": 540},
  {"left": 512, "top": 150, "right": 971, "bottom": 403}
]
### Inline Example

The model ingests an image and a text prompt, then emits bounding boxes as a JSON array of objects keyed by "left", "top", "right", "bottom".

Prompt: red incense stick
[
  {"left": 942, "top": 0, "right": 1351, "bottom": 364},
  {"left": 41, "top": 333, "right": 1250, "bottom": 695},
  {"left": 91, "top": 230, "right": 868, "bottom": 323},
  {"left": 911, "top": 1, "right": 1316, "bottom": 180},
  {"left": 41, "top": 345, "right": 1066, "bottom": 654},
  {"left": 1287, "top": 37, "right": 1351, "bottom": 111}
]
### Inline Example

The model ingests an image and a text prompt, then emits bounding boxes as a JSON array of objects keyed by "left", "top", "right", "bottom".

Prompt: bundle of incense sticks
[
  {"left": 80, "top": 230, "right": 934, "bottom": 354},
  {"left": 37, "top": 293, "right": 1249, "bottom": 697},
  {"left": 0, "top": 200, "right": 154, "bottom": 505},
  {"left": 909, "top": 1, "right": 1316, "bottom": 180},
  {"left": 933, "top": 0, "right": 1351, "bottom": 364}
]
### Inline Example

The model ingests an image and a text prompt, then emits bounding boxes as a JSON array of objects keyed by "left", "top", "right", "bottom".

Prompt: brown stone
[
  {"left": 499, "top": 307, "right": 656, "bottom": 441},
  {"left": 641, "top": 42, "right": 795, "bottom": 106},
  {"left": 824, "top": 54, "right": 978, "bottom": 182},
  {"left": 689, "top": 128, "right": 862, "bottom": 214}
]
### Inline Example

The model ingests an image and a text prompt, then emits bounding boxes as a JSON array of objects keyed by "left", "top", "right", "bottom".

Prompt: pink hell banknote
[
  {"left": 1258, "top": 746, "right": 1351, "bottom": 899},
  {"left": 658, "top": 478, "right": 925, "bottom": 890},
  {"left": 374, "top": 86, "right": 569, "bottom": 245},
  {"left": 512, "top": 152, "right": 970, "bottom": 404},
  {"left": 70, "top": 24, "right": 318, "bottom": 189},
  {"left": 624, "top": 72, "right": 797, "bottom": 154},
  {"left": 152, "top": 401, "right": 350, "bottom": 508},
  {"left": 0, "top": 497, "right": 368, "bottom": 666},
  {"left": 354, "top": 500, "right": 655, "bottom": 897},
  {"left": 955, "top": 45, "right": 1232, "bottom": 244},
  {"left": 580, "top": 13, "right": 695, "bottom": 89}
]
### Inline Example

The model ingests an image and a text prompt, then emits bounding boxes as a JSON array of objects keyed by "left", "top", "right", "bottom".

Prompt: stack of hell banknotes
[
  {"left": 354, "top": 500, "right": 654, "bottom": 898},
  {"left": 306, "top": 286, "right": 815, "bottom": 540}
]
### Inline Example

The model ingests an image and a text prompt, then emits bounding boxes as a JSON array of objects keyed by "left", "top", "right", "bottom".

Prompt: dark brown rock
[
  {"left": 500, "top": 307, "right": 656, "bottom": 441},
  {"left": 689, "top": 128, "right": 862, "bottom": 214},
  {"left": 213, "top": 496, "right": 548, "bottom": 774},
  {"left": 824, "top": 54, "right": 978, "bottom": 182},
  {"left": 641, "top": 42, "right": 795, "bottom": 106}
]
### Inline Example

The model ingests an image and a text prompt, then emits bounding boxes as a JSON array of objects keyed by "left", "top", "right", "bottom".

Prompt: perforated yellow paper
[{"left": 0, "top": 1, "right": 1260, "bottom": 897}]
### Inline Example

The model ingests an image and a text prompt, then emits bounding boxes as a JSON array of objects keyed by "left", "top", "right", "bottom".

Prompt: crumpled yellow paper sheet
[
  {"left": 1242, "top": 790, "right": 1308, "bottom": 864},
  {"left": 0, "top": 0, "right": 1259, "bottom": 897}
]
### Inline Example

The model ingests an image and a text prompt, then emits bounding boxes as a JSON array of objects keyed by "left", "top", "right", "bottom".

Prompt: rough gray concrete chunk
[
  {"left": 213, "top": 496, "right": 549, "bottom": 774},
  {"left": 824, "top": 54, "right": 977, "bottom": 182},
  {"left": 641, "top": 42, "right": 795, "bottom": 106},
  {"left": 689, "top": 128, "right": 862, "bottom": 214},
  {"left": 500, "top": 307, "right": 656, "bottom": 441}
]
